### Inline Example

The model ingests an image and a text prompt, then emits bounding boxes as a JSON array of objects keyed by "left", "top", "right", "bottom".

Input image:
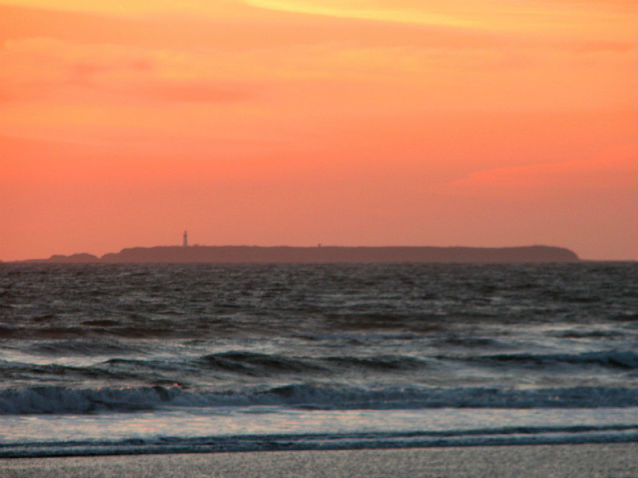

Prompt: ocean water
[{"left": 0, "top": 262, "right": 636, "bottom": 457}]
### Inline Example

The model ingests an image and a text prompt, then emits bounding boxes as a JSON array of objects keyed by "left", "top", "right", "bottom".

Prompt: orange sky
[{"left": 1, "top": 0, "right": 637, "bottom": 260}]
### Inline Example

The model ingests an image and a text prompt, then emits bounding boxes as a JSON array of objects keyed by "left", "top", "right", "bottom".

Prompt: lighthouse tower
[{"left": 183, "top": 230, "right": 188, "bottom": 247}]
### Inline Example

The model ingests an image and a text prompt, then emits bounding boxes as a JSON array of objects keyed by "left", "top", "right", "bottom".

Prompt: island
[{"left": 21, "top": 245, "right": 579, "bottom": 263}]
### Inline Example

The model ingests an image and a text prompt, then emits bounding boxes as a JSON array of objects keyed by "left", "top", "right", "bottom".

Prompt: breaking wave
[{"left": 1, "top": 384, "right": 636, "bottom": 415}]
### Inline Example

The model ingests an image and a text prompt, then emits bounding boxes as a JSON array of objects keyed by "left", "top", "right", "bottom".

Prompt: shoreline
[
  {"left": 1, "top": 443, "right": 636, "bottom": 478},
  {"left": 2, "top": 435, "right": 637, "bottom": 460}
]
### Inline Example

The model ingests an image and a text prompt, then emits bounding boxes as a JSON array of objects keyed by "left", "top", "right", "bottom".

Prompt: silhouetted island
[{"left": 24, "top": 245, "right": 579, "bottom": 263}]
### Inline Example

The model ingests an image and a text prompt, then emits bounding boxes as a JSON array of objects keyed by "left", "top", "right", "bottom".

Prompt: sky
[{"left": 1, "top": 0, "right": 636, "bottom": 261}]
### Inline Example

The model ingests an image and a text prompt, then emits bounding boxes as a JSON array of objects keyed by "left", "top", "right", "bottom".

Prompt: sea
[{"left": 0, "top": 262, "right": 636, "bottom": 458}]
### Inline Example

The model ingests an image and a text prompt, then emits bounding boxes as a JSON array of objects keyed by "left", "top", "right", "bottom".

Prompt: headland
[{"left": 19, "top": 245, "right": 579, "bottom": 263}]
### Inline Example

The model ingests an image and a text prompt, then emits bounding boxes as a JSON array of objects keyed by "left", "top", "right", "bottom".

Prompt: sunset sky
[{"left": 1, "top": 0, "right": 636, "bottom": 261}]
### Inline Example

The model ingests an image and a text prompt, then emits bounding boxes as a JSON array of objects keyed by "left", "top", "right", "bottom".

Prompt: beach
[{"left": 1, "top": 444, "right": 637, "bottom": 478}]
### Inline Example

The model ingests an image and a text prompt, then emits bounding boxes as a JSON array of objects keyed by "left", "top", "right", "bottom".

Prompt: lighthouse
[{"left": 183, "top": 230, "right": 188, "bottom": 247}]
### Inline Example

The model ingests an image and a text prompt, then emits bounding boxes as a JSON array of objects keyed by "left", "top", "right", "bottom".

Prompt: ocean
[{"left": 0, "top": 262, "right": 636, "bottom": 458}]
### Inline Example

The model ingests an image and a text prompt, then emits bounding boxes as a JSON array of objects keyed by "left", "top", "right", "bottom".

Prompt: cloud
[
  {"left": 244, "top": 0, "right": 636, "bottom": 39},
  {"left": 438, "top": 147, "right": 637, "bottom": 198},
  {"left": 0, "top": 4, "right": 522, "bottom": 52},
  {"left": 245, "top": 0, "right": 476, "bottom": 28},
  {"left": 0, "top": 37, "right": 254, "bottom": 104}
]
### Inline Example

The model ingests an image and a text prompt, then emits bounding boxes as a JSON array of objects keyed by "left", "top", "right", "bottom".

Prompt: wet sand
[{"left": 1, "top": 444, "right": 636, "bottom": 478}]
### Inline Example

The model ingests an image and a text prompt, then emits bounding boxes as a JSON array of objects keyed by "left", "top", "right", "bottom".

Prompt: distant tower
[{"left": 183, "top": 230, "right": 188, "bottom": 247}]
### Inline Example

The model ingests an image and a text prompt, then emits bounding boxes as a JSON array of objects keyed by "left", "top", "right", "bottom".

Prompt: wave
[
  {"left": 323, "top": 355, "right": 426, "bottom": 371},
  {"left": 0, "top": 360, "right": 144, "bottom": 382},
  {"left": 1, "top": 384, "right": 636, "bottom": 415},
  {"left": 1, "top": 424, "right": 636, "bottom": 458},
  {"left": 27, "top": 340, "right": 140, "bottom": 356},
  {"left": 439, "top": 334, "right": 500, "bottom": 348},
  {"left": 0, "top": 385, "right": 182, "bottom": 414},
  {"left": 2, "top": 348, "right": 634, "bottom": 386},
  {"left": 197, "top": 352, "right": 428, "bottom": 376},
  {"left": 471, "top": 350, "right": 638, "bottom": 370},
  {"left": 195, "top": 349, "right": 638, "bottom": 380},
  {"left": 198, "top": 352, "right": 325, "bottom": 375}
]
